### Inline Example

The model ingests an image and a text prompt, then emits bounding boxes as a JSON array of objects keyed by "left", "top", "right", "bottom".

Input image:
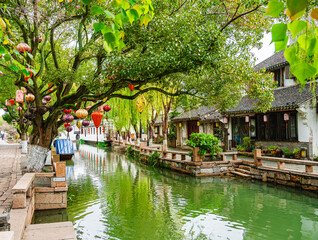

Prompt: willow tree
[{"left": 0, "top": 0, "right": 275, "bottom": 170}]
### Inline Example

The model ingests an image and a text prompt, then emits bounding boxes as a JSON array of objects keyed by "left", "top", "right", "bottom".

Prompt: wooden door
[{"left": 187, "top": 121, "right": 199, "bottom": 139}]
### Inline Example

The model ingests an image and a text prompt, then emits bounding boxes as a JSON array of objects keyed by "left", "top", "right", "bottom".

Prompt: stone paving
[{"left": 0, "top": 141, "right": 23, "bottom": 214}]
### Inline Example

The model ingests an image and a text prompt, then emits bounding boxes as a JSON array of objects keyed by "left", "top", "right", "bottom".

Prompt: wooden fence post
[
  {"left": 254, "top": 149, "right": 262, "bottom": 166},
  {"left": 193, "top": 147, "right": 201, "bottom": 162}
]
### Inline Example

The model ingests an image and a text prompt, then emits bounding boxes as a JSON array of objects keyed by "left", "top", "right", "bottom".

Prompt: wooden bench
[{"left": 12, "top": 173, "right": 35, "bottom": 209}]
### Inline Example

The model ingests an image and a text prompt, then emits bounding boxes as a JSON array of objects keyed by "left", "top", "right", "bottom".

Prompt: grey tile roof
[
  {"left": 254, "top": 50, "right": 288, "bottom": 71},
  {"left": 226, "top": 83, "right": 317, "bottom": 114},
  {"left": 154, "top": 115, "right": 170, "bottom": 125},
  {"left": 172, "top": 106, "right": 218, "bottom": 121}
]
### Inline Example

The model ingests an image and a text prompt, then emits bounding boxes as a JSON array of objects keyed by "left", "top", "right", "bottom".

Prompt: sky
[{"left": 252, "top": 33, "right": 275, "bottom": 64}]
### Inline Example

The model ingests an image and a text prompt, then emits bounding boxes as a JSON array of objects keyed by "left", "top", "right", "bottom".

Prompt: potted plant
[
  {"left": 243, "top": 137, "right": 253, "bottom": 152},
  {"left": 236, "top": 145, "right": 245, "bottom": 152},
  {"left": 293, "top": 148, "right": 301, "bottom": 159},
  {"left": 276, "top": 148, "right": 283, "bottom": 157},
  {"left": 282, "top": 148, "right": 292, "bottom": 158},
  {"left": 268, "top": 146, "right": 278, "bottom": 155},
  {"left": 185, "top": 133, "right": 222, "bottom": 161}
]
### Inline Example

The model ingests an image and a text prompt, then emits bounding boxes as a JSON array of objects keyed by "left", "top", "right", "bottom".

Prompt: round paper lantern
[
  {"left": 5, "top": 99, "right": 10, "bottom": 106},
  {"left": 12, "top": 119, "right": 16, "bottom": 123},
  {"left": 86, "top": 105, "right": 92, "bottom": 110},
  {"left": 98, "top": 105, "right": 103, "bottom": 112},
  {"left": 3, "top": 108, "right": 7, "bottom": 110},
  {"left": 62, "top": 114, "right": 74, "bottom": 123},
  {"left": 63, "top": 109, "right": 68, "bottom": 114},
  {"left": 76, "top": 120, "right": 82, "bottom": 129},
  {"left": 128, "top": 85, "right": 135, "bottom": 91},
  {"left": 67, "top": 109, "right": 72, "bottom": 114},
  {"left": 64, "top": 123, "right": 70, "bottom": 128},
  {"left": 17, "top": 43, "right": 31, "bottom": 53},
  {"left": 9, "top": 99, "right": 15, "bottom": 105},
  {"left": 44, "top": 95, "right": 51, "bottom": 103},
  {"left": 66, "top": 126, "right": 73, "bottom": 132},
  {"left": 103, "top": 105, "right": 111, "bottom": 112},
  {"left": 75, "top": 109, "right": 88, "bottom": 119},
  {"left": 17, "top": 106, "right": 22, "bottom": 111},
  {"left": 91, "top": 111, "right": 103, "bottom": 128},
  {"left": 23, "top": 68, "right": 33, "bottom": 82},
  {"left": 21, "top": 87, "right": 27, "bottom": 94},
  {"left": 15, "top": 90, "right": 24, "bottom": 103},
  {"left": 25, "top": 94, "right": 35, "bottom": 101},
  {"left": 82, "top": 120, "right": 90, "bottom": 127},
  {"left": 0, "top": 71, "right": 3, "bottom": 76}
]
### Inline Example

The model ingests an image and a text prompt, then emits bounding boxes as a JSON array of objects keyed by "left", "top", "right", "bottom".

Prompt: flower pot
[
  {"left": 294, "top": 153, "right": 301, "bottom": 159},
  {"left": 271, "top": 150, "right": 276, "bottom": 155}
]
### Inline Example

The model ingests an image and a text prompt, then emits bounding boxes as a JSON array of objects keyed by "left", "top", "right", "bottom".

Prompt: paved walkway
[{"left": 0, "top": 142, "right": 23, "bottom": 214}]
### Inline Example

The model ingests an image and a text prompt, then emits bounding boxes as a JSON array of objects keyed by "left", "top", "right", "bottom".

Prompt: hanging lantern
[
  {"left": 223, "top": 117, "right": 228, "bottom": 124},
  {"left": 17, "top": 106, "right": 22, "bottom": 111},
  {"left": 25, "top": 93, "right": 35, "bottom": 101},
  {"left": 0, "top": 71, "right": 3, "bottom": 76},
  {"left": 197, "top": 121, "right": 200, "bottom": 126},
  {"left": 44, "top": 95, "right": 51, "bottom": 103},
  {"left": 76, "top": 109, "right": 88, "bottom": 119},
  {"left": 21, "top": 87, "right": 27, "bottom": 94},
  {"left": 103, "top": 105, "right": 111, "bottom": 112},
  {"left": 98, "top": 105, "right": 103, "bottom": 112},
  {"left": 63, "top": 109, "right": 68, "bottom": 114},
  {"left": 42, "top": 100, "right": 47, "bottom": 105},
  {"left": 62, "top": 114, "right": 74, "bottom": 123},
  {"left": 128, "top": 85, "right": 135, "bottom": 91},
  {"left": 263, "top": 115, "right": 268, "bottom": 122},
  {"left": 135, "top": 94, "right": 147, "bottom": 113},
  {"left": 64, "top": 123, "right": 71, "bottom": 128},
  {"left": 76, "top": 120, "right": 82, "bottom": 129},
  {"left": 3, "top": 108, "right": 7, "bottom": 111},
  {"left": 284, "top": 113, "right": 289, "bottom": 121},
  {"left": 17, "top": 43, "right": 31, "bottom": 53},
  {"left": 91, "top": 111, "right": 103, "bottom": 128},
  {"left": 5, "top": 99, "right": 10, "bottom": 106},
  {"left": 65, "top": 126, "right": 73, "bottom": 132},
  {"left": 86, "top": 105, "right": 92, "bottom": 110},
  {"left": 23, "top": 68, "right": 33, "bottom": 82},
  {"left": 82, "top": 120, "right": 90, "bottom": 127},
  {"left": 245, "top": 116, "right": 250, "bottom": 123},
  {"left": 179, "top": 123, "right": 182, "bottom": 128},
  {"left": 102, "top": 126, "right": 105, "bottom": 133},
  {"left": 9, "top": 99, "right": 15, "bottom": 105}
]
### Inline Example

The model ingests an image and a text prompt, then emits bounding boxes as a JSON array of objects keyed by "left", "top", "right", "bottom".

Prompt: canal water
[{"left": 33, "top": 144, "right": 318, "bottom": 239}]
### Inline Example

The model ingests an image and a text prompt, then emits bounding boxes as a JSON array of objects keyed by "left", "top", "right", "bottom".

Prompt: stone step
[
  {"left": 23, "top": 222, "right": 76, "bottom": 240},
  {"left": 235, "top": 168, "right": 251, "bottom": 175},
  {"left": 239, "top": 165, "right": 251, "bottom": 171},
  {"left": 231, "top": 170, "right": 251, "bottom": 178}
]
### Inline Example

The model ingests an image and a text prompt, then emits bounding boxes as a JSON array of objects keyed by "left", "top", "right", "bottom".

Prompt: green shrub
[
  {"left": 148, "top": 151, "right": 160, "bottom": 167},
  {"left": 282, "top": 148, "right": 292, "bottom": 156},
  {"left": 167, "top": 132, "right": 176, "bottom": 140},
  {"left": 293, "top": 148, "right": 301, "bottom": 154},
  {"left": 185, "top": 133, "right": 222, "bottom": 159},
  {"left": 243, "top": 137, "right": 251, "bottom": 147},
  {"left": 126, "top": 145, "right": 134, "bottom": 157},
  {"left": 268, "top": 145, "right": 278, "bottom": 151},
  {"left": 236, "top": 145, "right": 245, "bottom": 152}
]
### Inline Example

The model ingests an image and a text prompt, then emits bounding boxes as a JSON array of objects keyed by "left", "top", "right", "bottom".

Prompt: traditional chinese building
[{"left": 225, "top": 50, "right": 318, "bottom": 158}]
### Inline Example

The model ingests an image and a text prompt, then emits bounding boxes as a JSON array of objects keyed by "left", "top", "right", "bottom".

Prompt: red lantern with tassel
[
  {"left": 128, "top": 85, "right": 135, "bottom": 91},
  {"left": 91, "top": 111, "right": 103, "bottom": 128}
]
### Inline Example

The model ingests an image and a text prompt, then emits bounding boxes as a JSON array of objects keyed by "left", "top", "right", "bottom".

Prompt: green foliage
[
  {"left": 148, "top": 151, "right": 160, "bottom": 167},
  {"left": 268, "top": 145, "right": 279, "bottom": 151},
  {"left": 266, "top": 0, "right": 318, "bottom": 89},
  {"left": 126, "top": 145, "right": 134, "bottom": 157},
  {"left": 236, "top": 145, "right": 246, "bottom": 152},
  {"left": 282, "top": 148, "right": 292, "bottom": 156},
  {"left": 2, "top": 113, "right": 13, "bottom": 124},
  {"left": 167, "top": 132, "right": 175, "bottom": 140},
  {"left": 293, "top": 148, "right": 301, "bottom": 154},
  {"left": 185, "top": 133, "right": 222, "bottom": 158},
  {"left": 243, "top": 137, "right": 251, "bottom": 147}
]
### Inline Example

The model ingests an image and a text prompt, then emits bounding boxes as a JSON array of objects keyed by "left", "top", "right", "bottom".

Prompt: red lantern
[
  {"left": 63, "top": 109, "right": 68, "bottom": 114},
  {"left": 15, "top": 90, "right": 24, "bottom": 103},
  {"left": 23, "top": 68, "right": 33, "bottom": 82},
  {"left": 64, "top": 123, "right": 70, "bottom": 128},
  {"left": 103, "top": 105, "right": 111, "bottom": 112},
  {"left": 128, "top": 85, "right": 135, "bottom": 91},
  {"left": 9, "top": 99, "right": 15, "bottom": 105},
  {"left": 91, "top": 111, "right": 103, "bottom": 128},
  {"left": 284, "top": 113, "right": 289, "bottom": 121},
  {"left": 86, "top": 105, "right": 92, "bottom": 110}
]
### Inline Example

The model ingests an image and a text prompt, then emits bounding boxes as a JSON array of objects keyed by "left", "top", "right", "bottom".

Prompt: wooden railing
[{"left": 254, "top": 149, "right": 318, "bottom": 174}]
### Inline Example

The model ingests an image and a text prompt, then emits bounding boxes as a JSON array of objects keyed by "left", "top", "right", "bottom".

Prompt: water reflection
[{"left": 65, "top": 144, "right": 318, "bottom": 240}]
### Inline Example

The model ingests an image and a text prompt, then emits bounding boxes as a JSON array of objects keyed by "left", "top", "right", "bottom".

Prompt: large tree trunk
[
  {"left": 147, "top": 106, "right": 158, "bottom": 147},
  {"left": 162, "top": 97, "right": 172, "bottom": 151},
  {"left": 27, "top": 118, "right": 58, "bottom": 172}
]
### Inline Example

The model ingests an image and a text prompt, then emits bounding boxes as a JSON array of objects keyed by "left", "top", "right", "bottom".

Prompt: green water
[{"left": 35, "top": 144, "right": 318, "bottom": 239}]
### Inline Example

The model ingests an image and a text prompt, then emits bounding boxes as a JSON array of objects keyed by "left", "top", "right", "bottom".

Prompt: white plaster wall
[
  {"left": 228, "top": 118, "right": 233, "bottom": 141},
  {"left": 284, "top": 79, "right": 296, "bottom": 87},
  {"left": 181, "top": 121, "right": 187, "bottom": 147},
  {"left": 297, "top": 100, "right": 317, "bottom": 155}
]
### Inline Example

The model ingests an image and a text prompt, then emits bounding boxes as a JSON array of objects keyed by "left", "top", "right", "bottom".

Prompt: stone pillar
[
  {"left": 21, "top": 140, "right": 28, "bottom": 154},
  {"left": 193, "top": 147, "right": 201, "bottom": 162},
  {"left": 162, "top": 140, "right": 167, "bottom": 152},
  {"left": 254, "top": 149, "right": 262, "bottom": 166}
]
